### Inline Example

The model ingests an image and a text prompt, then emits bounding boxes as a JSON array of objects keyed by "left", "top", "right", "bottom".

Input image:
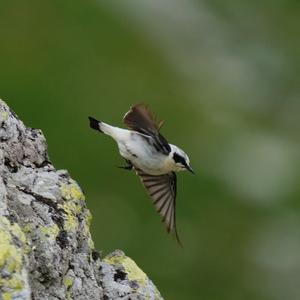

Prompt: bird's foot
[{"left": 117, "top": 159, "right": 133, "bottom": 171}]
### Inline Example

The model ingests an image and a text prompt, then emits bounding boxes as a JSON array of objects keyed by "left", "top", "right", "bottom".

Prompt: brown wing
[
  {"left": 123, "top": 103, "right": 163, "bottom": 134},
  {"left": 123, "top": 103, "right": 171, "bottom": 154},
  {"left": 135, "top": 168, "right": 181, "bottom": 245}
]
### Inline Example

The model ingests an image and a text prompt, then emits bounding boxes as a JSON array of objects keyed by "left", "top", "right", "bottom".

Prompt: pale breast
[{"left": 117, "top": 133, "right": 173, "bottom": 175}]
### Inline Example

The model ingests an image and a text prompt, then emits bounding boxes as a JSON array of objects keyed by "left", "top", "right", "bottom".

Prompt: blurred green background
[{"left": 1, "top": 1, "right": 300, "bottom": 299}]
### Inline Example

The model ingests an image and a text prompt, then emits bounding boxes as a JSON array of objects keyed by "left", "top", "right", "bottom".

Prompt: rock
[{"left": 0, "top": 99, "right": 163, "bottom": 300}]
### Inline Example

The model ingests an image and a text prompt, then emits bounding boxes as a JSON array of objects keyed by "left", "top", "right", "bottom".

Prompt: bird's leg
[{"left": 117, "top": 159, "right": 133, "bottom": 171}]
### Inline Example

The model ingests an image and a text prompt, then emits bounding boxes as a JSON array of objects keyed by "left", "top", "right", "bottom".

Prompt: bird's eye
[
  {"left": 173, "top": 153, "right": 186, "bottom": 166},
  {"left": 173, "top": 152, "right": 181, "bottom": 163}
]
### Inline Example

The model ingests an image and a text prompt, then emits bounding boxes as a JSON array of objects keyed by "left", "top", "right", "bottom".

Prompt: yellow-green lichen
[
  {"left": 85, "top": 210, "right": 92, "bottom": 227},
  {"left": 0, "top": 217, "right": 26, "bottom": 294},
  {"left": 0, "top": 217, "right": 25, "bottom": 273},
  {"left": 104, "top": 252, "right": 147, "bottom": 286},
  {"left": 87, "top": 233, "right": 94, "bottom": 250},
  {"left": 63, "top": 277, "right": 73, "bottom": 289},
  {"left": 40, "top": 224, "right": 60, "bottom": 240},
  {"left": 82, "top": 212, "right": 94, "bottom": 250},
  {"left": 0, "top": 111, "right": 8, "bottom": 123},
  {"left": 22, "top": 224, "right": 35, "bottom": 254},
  {"left": 63, "top": 277, "right": 73, "bottom": 300},
  {"left": 59, "top": 182, "right": 86, "bottom": 233},
  {"left": 0, "top": 277, "right": 23, "bottom": 290},
  {"left": 2, "top": 292, "right": 12, "bottom": 300},
  {"left": 59, "top": 181, "right": 94, "bottom": 251},
  {"left": 9, "top": 222, "right": 26, "bottom": 245},
  {"left": 22, "top": 224, "right": 32, "bottom": 234},
  {"left": 60, "top": 182, "right": 85, "bottom": 201},
  {"left": 58, "top": 201, "right": 80, "bottom": 232}
]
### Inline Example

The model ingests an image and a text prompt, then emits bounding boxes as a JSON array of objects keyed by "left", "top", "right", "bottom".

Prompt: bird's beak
[{"left": 186, "top": 165, "right": 195, "bottom": 175}]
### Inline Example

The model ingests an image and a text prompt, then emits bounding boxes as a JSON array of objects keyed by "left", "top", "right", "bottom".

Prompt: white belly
[{"left": 117, "top": 133, "right": 172, "bottom": 175}]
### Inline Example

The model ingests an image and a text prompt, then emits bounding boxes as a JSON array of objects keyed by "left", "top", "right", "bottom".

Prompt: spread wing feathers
[
  {"left": 123, "top": 103, "right": 171, "bottom": 155},
  {"left": 135, "top": 169, "right": 181, "bottom": 245},
  {"left": 123, "top": 103, "right": 163, "bottom": 134}
]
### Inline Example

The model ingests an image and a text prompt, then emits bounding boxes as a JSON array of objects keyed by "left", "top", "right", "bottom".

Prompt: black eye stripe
[{"left": 173, "top": 152, "right": 186, "bottom": 165}]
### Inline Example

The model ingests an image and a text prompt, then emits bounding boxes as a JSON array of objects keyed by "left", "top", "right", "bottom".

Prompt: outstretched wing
[
  {"left": 123, "top": 103, "right": 162, "bottom": 134},
  {"left": 135, "top": 168, "right": 181, "bottom": 245},
  {"left": 123, "top": 103, "right": 171, "bottom": 155}
]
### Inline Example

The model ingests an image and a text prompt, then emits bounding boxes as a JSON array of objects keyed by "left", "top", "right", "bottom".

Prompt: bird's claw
[
  {"left": 117, "top": 165, "right": 133, "bottom": 170},
  {"left": 117, "top": 159, "right": 133, "bottom": 170}
]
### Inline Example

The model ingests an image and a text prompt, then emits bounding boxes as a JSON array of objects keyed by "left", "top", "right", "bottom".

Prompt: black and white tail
[
  {"left": 88, "top": 117, "right": 103, "bottom": 133},
  {"left": 88, "top": 116, "right": 121, "bottom": 137}
]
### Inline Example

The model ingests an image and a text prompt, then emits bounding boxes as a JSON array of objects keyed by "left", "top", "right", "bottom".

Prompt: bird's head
[{"left": 170, "top": 145, "right": 194, "bottom": 174}]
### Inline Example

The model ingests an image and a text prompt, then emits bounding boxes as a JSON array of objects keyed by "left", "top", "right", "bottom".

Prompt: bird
[{"left": 88, "top": 103, "right": 194, "bottom": 244}]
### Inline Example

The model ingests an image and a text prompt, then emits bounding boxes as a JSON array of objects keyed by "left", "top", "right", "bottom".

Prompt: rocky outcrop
[{"left": 0, "top": 99, "right": 163, "bottom": 300}]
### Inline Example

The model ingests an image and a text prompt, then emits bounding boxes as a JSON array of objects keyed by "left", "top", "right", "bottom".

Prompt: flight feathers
[
  {"left": 123, "top": 103, "right": 164, "bottom": 135},
  {"left": 135, "top": 168, "right": 181, "bottom": 245},
  {"left": 123, "top": 103, "right": 171, "bottom": 155}
]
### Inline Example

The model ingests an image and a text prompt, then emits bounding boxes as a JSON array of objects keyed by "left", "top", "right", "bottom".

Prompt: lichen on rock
[
  {"left": 0, "top": 216, "right": 30, "bottom": 300},
  {"left": 101, "top": 250, "right": 163, "bottom": 300},
  {"left": 0, "top": 99, "right": 163, "bottom": 300}
]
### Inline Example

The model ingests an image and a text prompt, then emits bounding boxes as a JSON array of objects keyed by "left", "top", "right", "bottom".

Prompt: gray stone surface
[{"left": 0, "top": 99, "right": 163, "bottom": 300}]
